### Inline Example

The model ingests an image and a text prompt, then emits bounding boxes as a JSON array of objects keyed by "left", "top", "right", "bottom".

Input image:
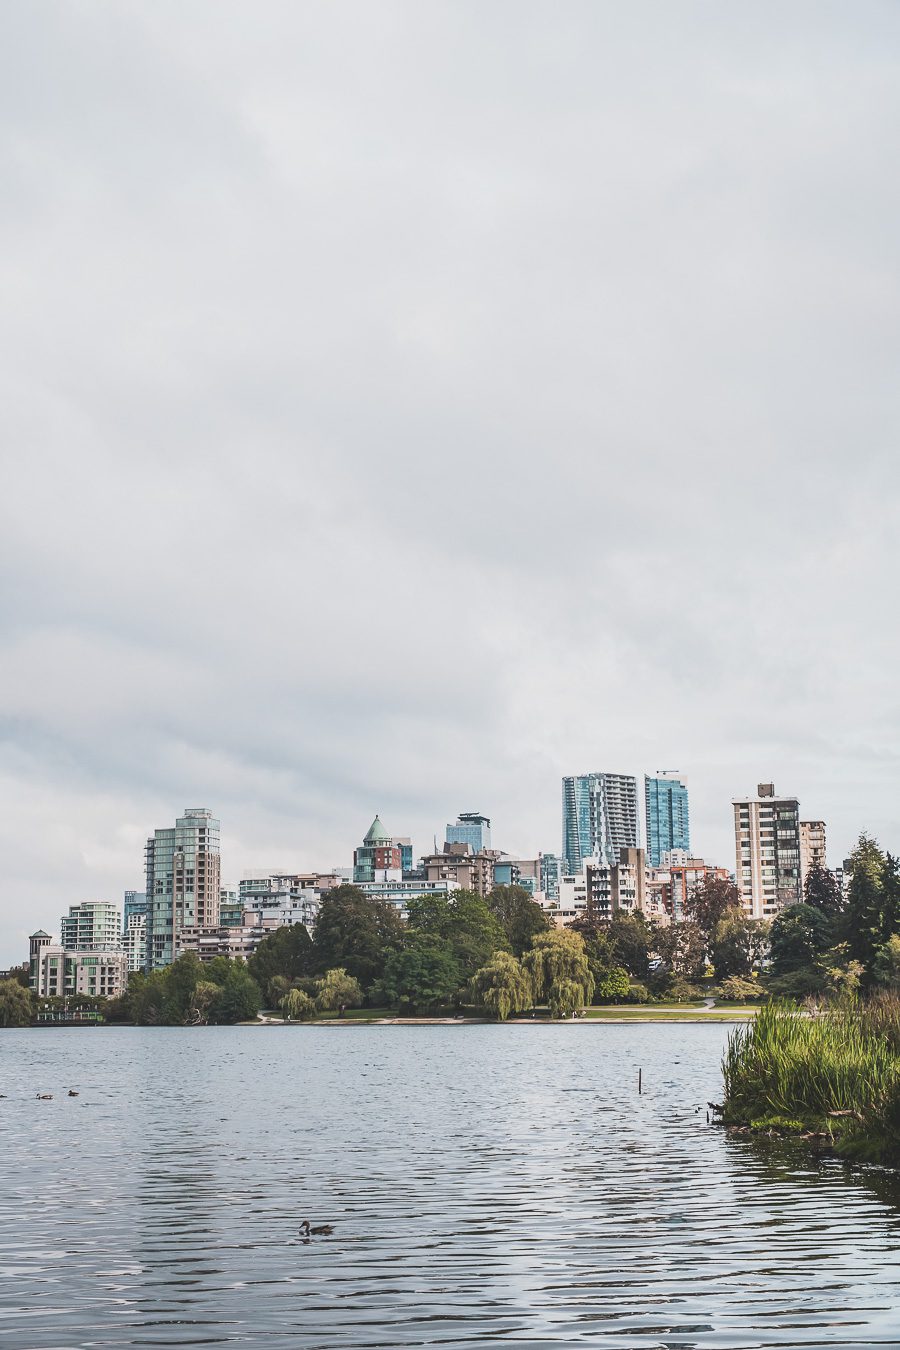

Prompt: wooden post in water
[{"left": 638, "top": 1067, "right": 642, "bottom": 1095}]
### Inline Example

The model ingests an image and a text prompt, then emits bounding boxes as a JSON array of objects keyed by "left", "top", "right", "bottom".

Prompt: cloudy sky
[{"left": 1, "top": 1, "right": 898, "bottom": 963}]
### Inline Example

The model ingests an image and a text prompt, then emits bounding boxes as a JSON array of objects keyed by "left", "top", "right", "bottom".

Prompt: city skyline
[{"left": 3, "top": 765, "right": 853, "bottom": 965}]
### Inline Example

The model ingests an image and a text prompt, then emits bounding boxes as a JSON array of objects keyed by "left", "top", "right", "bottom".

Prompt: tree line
[{"left": 2, "top": 834, "right": 898, "bottom": 1027}]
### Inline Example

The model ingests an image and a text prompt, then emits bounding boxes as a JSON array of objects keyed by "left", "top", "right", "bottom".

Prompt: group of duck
[{"left": 34, "top": 1089, "right": 79, "bottom": 1100}]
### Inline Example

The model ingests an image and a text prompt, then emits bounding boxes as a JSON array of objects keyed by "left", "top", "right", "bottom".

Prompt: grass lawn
[
  {"left": 582, "top": 1005, "right": 759, "bottom": 1021},
  {"left": 259, "top": 1008, "right": 393, "bottom": 1023},
  {"left": 315, "top": 1007, "right": 392, "bottom": 1021},
  {"left": 259, "top": 1005, "right": 760, "bottom": 1024}
]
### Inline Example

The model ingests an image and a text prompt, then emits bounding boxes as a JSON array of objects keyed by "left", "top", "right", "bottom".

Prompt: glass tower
[
  {"left": 446, "top": 813, "right": 492, "bottom": 853},
  {"left": 145, "top": 809, "right": 221, "bottom": 969},
  {"left": 562, "top": 774, "right": 639, "bottom": 871},
  {"left": 644, "top": 773, "right": 690, "bottom": 866}
]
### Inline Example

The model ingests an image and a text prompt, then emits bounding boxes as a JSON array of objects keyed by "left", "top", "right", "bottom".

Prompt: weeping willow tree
[
  {"left": 280, "top": 987, "right": 317, "bottom": 1021},
  {"left": 523, "top": 929, "right": 594, "bottom": 1016},
  {"left": 548, "top": 978, "right": 588, "bottom": 1019},
  {"left": 469, "top": 951, "right": 533, "bottom": 1020}
]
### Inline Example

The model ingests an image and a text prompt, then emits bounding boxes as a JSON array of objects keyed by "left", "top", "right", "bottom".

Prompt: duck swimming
[
  {"left": 68, "top": 1090, "right": 79, "bottom": 1097},
  {"left": 299, "top": 1221, "right": 334, "bottom": 1237},
  {"left": 36, "top": 1093, "right": 52, "bottom": 1100}
]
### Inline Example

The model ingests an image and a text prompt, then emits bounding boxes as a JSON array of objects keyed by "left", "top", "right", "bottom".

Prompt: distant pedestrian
[{"left": 339, "top": 1003, "right": 345, "bottom": 1019}]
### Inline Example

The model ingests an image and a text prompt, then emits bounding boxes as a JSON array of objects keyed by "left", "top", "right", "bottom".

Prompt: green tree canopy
[
  {"left": 486, "top": 885, "right": 549, "bottom": 956},
  {"left": 5, "top": 963, "right": 30, "bottom": 990},
  {"left": 190, "top": 980, "right": 221, "bottom": 1024},
  {"left": 124, "top": 954, "right": 261, "bottom": 1025},
  {"left": 312, "top": 885, "right": 404, "bottom": 988},
  {"left": 769, "top": 903, "right": 833, "bottom": 976},
  {"left": 162, "top": 952, "right": 203, "bottom": 1024},
  {"left": 652, "top": 920, "right": 706, "bottom": 980},
  {"left": 803, "top": 860, "right": 844, "bottom": 917},
  {"left": 685, "top": 875, "right": 742, "bottom": 938},
  {"left": 469, "top": 951, "right": 532, "bottom": 1021},
  {"left": 247, "top": 923, "right": 314, "bottom": 991},
  {"left": 594, "top": 965, "right": 630, "bottom": 1003},
  {"left": 377, "top": 933, "right": 462, "bottom": 1014},
  {"left": 842, "top": 833, "right": 887, "bottom": 971},
  {"left": 872, "top": 934, "right": 900, "bottom": 989},
  {"left": 0, "top": 978, "right": 33, "bottom": 1027},
  {"left": 879, "top": 853, "right": 900, "bottom": 945},
  {"left": 406, "top": 889, "right": 508, "bottom": 980},
  {"left": 710, "top": 913, "right": 768, "bottom": 980},
  {"left": 609, "top": 913, "right": 652, "bottom": 978},
  {"left": 209, "top": 964, "right": 262, "bottom": 1023},
  {"left": 121, "top": 969, "right": 167, "bottom": 1025},
  {"left": 718, "top": 974, "right": 764, "bottom": 1002}
]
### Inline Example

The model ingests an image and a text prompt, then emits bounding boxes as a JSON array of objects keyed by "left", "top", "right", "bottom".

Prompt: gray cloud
[{"left": 1, "top": 0, "right": 899, "bottom": 961}]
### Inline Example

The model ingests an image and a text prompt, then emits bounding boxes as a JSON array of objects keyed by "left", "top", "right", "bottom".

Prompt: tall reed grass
[{"left": 722, "top": 997, "right": 900, "bottom": 1161}]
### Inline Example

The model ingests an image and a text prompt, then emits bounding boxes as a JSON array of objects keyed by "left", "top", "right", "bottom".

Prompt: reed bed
[{"left": 722, "top": 998, "right": 900, "bottom": 1161}]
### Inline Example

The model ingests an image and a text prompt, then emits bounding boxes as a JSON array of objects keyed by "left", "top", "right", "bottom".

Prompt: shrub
[
  {"left": 667, "top": 979, "right": 704, "bottom": 1003},
  {"left": 718, "top": 975, "right": 765, "bottom": 1003}
]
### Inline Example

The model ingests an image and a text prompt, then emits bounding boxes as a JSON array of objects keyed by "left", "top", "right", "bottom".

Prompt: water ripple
[{"left": 2, "top": 1024, "right": 900, "bottom": 1347}]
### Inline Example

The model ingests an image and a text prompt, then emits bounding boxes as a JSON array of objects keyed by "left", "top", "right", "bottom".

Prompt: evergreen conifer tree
[{"left": 843, "top": 833, "right": 886, "bottom": 971}]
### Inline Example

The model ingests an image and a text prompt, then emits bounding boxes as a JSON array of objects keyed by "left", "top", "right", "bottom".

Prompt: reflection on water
[{"left": 2, "top": 1024, "right": 900, "bottom": 1347}]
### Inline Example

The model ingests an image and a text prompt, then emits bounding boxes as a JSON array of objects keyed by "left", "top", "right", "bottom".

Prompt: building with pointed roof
[
  {"left": 353, "top": 815, "right": 404, "bottom": 883},
  {"left": 363, "top": 815, "right": 390, "bottom": 844}
]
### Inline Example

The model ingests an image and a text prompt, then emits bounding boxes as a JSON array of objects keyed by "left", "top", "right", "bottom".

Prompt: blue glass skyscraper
[
  {"left": 644, "top": 773, "right": 690, "bottom": 866},
  {"left": 562, "top": 774, "right": 639, "bottom": 871}
]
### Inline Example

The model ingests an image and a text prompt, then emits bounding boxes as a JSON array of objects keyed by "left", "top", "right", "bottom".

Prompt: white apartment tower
[
  {"left": 145, "top": 808, "right": 221, "bottom": 969},
  {"left": 733, "top": 783, "right": 801, "bottom": 920},
  {"left": 61, "top": 901, "right": 122, "bottom": 951}
]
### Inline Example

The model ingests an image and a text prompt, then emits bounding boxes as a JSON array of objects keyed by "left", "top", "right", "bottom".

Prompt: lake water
[{"left": 2, "top": 1024, "right": 900, "bottom": 1348}]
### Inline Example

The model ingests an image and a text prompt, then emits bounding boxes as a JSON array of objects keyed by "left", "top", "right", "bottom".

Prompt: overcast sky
[{"left": 1, "top": 1, "right": 899, "bottom": 964}]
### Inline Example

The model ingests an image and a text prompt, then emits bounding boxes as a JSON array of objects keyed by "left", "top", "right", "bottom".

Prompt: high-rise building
[
  {"left": 353, "top": 816, "right": 403, "bottom": 883},
  {"left": 562, "top": 773, "right": 639, "bottom": 870},
  {"left": 446, "top": 813, "right": 492, "bottom": 853},
  {"left": 123, "top": 890, "right": 148, "bottom": 935},
  {"left": 145, "top": 808, "right": 221, "bottom": 969},
  {"left": 644, "top": 773, "right": 690, "bottom": 866},
  {"left": 733, "top": 783, "right": 801, "bottom": 920},
  {"left": 799, "top": 821, "right": 827, "bottom": 888},
  {"left": 61, "top": 901, "right": 122, "bottom": 952}
]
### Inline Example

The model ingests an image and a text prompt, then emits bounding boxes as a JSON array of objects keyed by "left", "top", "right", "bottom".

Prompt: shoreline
[{"left": 258, "top": 1011, "right": 758, "bottom": 1027}]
